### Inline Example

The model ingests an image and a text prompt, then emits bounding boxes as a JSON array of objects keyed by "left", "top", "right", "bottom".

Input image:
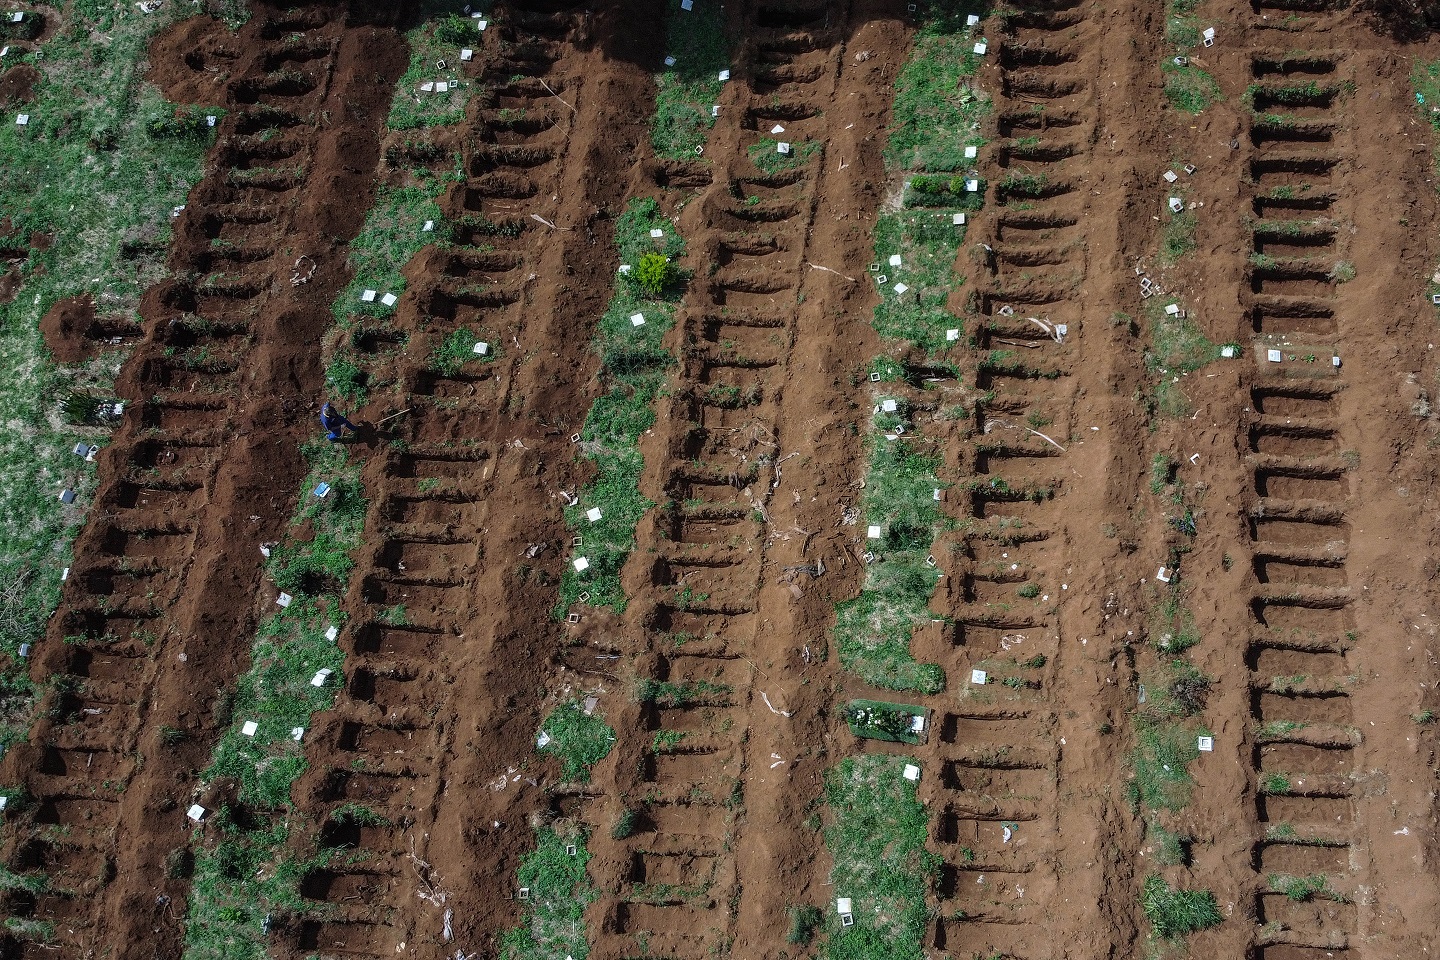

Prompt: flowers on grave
[{"left": 844, "top": 702, "right": 914, "bottom": 741}]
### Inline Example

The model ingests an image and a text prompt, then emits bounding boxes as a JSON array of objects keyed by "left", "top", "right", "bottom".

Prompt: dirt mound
[
  {"left": 37, "top": 295, "right": 100, "bottom": 363},
  {"left": 0, "top": 64, "right": 40, "bottom": 105}
]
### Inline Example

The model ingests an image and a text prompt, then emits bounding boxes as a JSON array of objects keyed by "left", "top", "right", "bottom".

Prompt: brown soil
[
  {"left": 37, "top": 295, "right": 100, "bottom": 363},
  {"left": 7, "top": 0, "right": 1440, "bottom": 958},
  {"left": 0, "top": 64, "right": 40, "bottom": 106},
  {"left": 1, "top": 3, "right": 407, "bottom": 956}
]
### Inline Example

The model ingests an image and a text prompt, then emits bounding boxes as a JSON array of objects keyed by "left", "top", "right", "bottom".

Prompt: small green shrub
[
  {"left": 633, "top": 252, "right": 677, "bottom": 296},
  {"left": 1141, "top": 874, "right": 1221, "bottom": 939},
  {"left": 785, "top": 904, "right": 822, "bottom": 945}
]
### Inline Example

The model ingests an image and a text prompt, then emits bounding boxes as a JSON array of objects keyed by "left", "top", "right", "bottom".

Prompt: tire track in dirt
[
  {"left": 269, "top": 3, "right": 655, "bottom": 956},
  {"left": 0, "top": 7, "right": 404, "bottom": 957}
]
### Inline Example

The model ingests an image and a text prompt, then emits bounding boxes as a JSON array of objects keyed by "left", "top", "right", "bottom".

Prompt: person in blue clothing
[{"left": 320, "top": 402, "right": 358, "bottom": 441}]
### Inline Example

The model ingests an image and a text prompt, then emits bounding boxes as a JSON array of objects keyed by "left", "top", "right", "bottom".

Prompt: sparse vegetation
[
  {"left": 651, "top": 0, "right": 731, "bottom": 159},
  {"left": 539, "top": 700, "right": 616, "bottom": 782}
]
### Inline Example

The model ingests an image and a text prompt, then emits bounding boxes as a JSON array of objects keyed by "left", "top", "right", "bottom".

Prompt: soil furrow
[{"left": 0, "top": 7, "right": 405, "bottom": 957}]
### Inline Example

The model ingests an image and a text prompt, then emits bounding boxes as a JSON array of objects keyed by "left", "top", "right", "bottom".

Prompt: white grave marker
[
  {"left": 867, "top": 525, "right": 882, "bottom": 539},
  {"left": 311, "top": 668, "right": 333, "bottom": 687},
  {"left": 241, "top": 721, "right": 258, "bottom": 737},
  {"left": 586, "top": 507, "right": 602, "bottom": 523},
  {"left": 947, "top": 328, "right": 960, "bottom": 341},
  {"left": 361, "top": 289, "right": 377, "bottom": 302},
  {"left": 893, "top": 282, "right": 909, "bottom": 295},
  {"left": 381, "top": 292, "right": 398, "bottom": 307},
  {"left": 573, "top": 557, "right": 590, "bottom": 572},
  {"left": 1267, "top": 349, "right": 1283, "bottom": 363},
  {"left": 971, "top": 669, "right": 988, "bottom": 685},
  {"left": 974, "top": 41, "right": 987, "bottom": 55},
  {"left": 777, "top": 142, "right": 791, "bottom": 155},
  {"left": 1198, "top": 735, "right": 1214, "bottom": 752},
  {"left": 187, "top": 804, "right": 207, "bottom": 823},
  {"left": 276, "top": 592, "right": 293, "bottom": 607},
  {"left": 630, "top": 312, "right": 645, "bottom": 327},
  {"left": 473, "top": 341, "right": 489, "bottom": 355},
  {"left": 902, "top": 763, "right": 920, "bottom": 782}
]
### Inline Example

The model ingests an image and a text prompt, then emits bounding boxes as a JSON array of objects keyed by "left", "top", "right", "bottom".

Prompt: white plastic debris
[{"left": 664, "top": 55, "right": 676, "bottom": 67}]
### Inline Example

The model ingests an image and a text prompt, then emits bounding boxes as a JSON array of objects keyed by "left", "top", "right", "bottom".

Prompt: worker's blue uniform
[{"left": 320, "top": 404, "right": 356, "bottom": 441}]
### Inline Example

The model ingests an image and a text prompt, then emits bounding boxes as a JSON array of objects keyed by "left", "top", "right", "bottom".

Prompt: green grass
[
  {"left": 557, "top": 198, "right": 686, "bottom": 618},
  {"left": 1268, "top": 872, "right": 1343, "bottom": 902},
  {"left": 885, "top": 5, "right": 989, "bottom": 172},
  {"left": 748, "top": 137, "right": 821, "bottom": 173},
  {"left": 1163, "top": 61, "right": 1223, "bottom": 114},
  {"left": 538, "top": 700, "right": 616, "bottom": 782},
  {"left": 429, "top": 326, "right": 497, "bottom": 376},
  {"left": 1414, "top": 59, "right": 1440, "bottom": 157},
  {"left": 844, "top": 699, "right": 927, "bottom": 744},
  {"left": 388, "top": 10, "right": 486, "bottom": 130},
  {"left": 337, "top": 181, "right": 450, "bottom": 324},
  {"left": 183, "top": 443, "right": 364, "bottom": 957},
  {"left": 0, "top": 6, "right": 221, "bottom": 737},
  {"left": 1147, "top": 820, "right": 1190, "bottom": 866},
  {"left": 500, "top": 825, "right": 597, "bottom": 960},
  {"left": 651, "top": 0, "right": 730, "bottom": 160},
  {"left": 832, "top": 435, "right": 946, "bottom": 694},
  {"left": 1143, "top": 297, "right": 1217, "bottom": 419},
  {"left": 1162, "top": 206, "right": 1197, "bottom": 263},
  {"left": 871, "top": 210, "right": 968, "bottom": 353},
  {"left": 822, "top": 754, "right": 937, "bottom": 960},
  {"left": 634, "top": 678, "right": 731, "bottom": 707},
  {"left": 1141, "top": 874, "right": 1222, "bottom": 940}
]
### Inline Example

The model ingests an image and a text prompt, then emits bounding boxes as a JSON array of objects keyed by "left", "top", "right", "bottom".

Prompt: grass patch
[
  {"left": 843, "top": 699, "right": 927, "bottom": 744},
  {"left": 832, "top": 435, "right": 946, "bottom": 694},
  {"left": 1162, "top": 206, "right": 1197, "bottom": 264},
  {"left": 1147, "top": 819, "right": 1190, "bottom": 866},
  {"left": 651, "top": 0, "right": 731, "bottom": 160},
  {"left": 538, "top": 700, "right": 616, "bottom": 782},
  {"left": 185, "top": 442, "right": 365, "bottom": 956},
  {"left": 747, "top": 137, "right": 820, "bottom": 173},
  {"left": 871, "top": 210, "right": 968, "bottom": 353},
  {"left": 500, "top": 824, "right": 596, "bottom": 960},
  {"left": 1162, "top": 0, "right": 1220, "bottom": 114},
  {"left": 0, "top": 6, "right": 221, "bottom": 736},
  {"left": 388, "top": 9, "right": 487, "bottom": 129},
  {"left": 822, "top": 754, "right": 937, "bottom": 960},
  {"left": 885, "top": 5, "right": 989, "bottom": 172},
  {"left": 557, "top": 198, "right": 686, "bottom": 618},
  {"left": 1141, "top": 874, "right": 1222, "bottom": 940},
  {"left": 1143, "top": 296, "right": 1217, "bottom": 419}
]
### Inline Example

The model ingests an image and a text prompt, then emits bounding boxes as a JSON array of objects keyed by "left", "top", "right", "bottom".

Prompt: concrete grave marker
[
  {"left": 242, "top": 721, "right": 258, "bottom": 737},
  {"left": 1221, "top": 345, "right": 1237, "bottom": 358},
  {"left": 973, "top": 41, "right": 987, "bottom": 55},
  {"left": 867, "top": 525, "right": 882, "bottom": 539},
  {"left": 888, "top": 254, "right": 902, "bottom": 267},
  {"left": 473, "top": 341, "right": 489, "bottom": 355},
  {"left": 777, "top": 142, "right": 791, "bottom": 154},
  {"left": 836, "top": 898, "right": 853, "bottom": 926},
  {"left": 650, "top": 228, "right": 664, "bottom": 239},
  {"left": 967, "top": 13, "right": 980, "bottom": 25},
  {"left": 953, "top": 212, "right": 966, "bottom": 225},
  {"left": 187, "top": 804, "right": 207, "bottom": 823},
  {"left": 361, "top": 289, "right": 377, "bottom": 302},
  {"left": 1198, "top": 735, "right": 1214, "bottom": 752},
  {"left": 436, "top": 81, "right": 449, "bottom": 93},
  {"left": 1168, "top": 197, "right": 1183, "bottom": 213},
  {"left": 14, "top": 114, "right": 28, "bottom": 127},
  {"left": 630, "top": 312, "right": 645, "bottom": 327},
  {"left": 1202, "top": 26, "right": 1215, "bottom": 46},
  {"left": 573, "top": 557, "right": 590, "bottom": 572},
  {"left": 893, "top": 282, "right": 909, "bottom": 295},
  {"left": 965, "top": 145, "right": 977, "bottom": 159},
  {"left": 971, "top": 669, "right": 988, "bottom": 685},
  {"left": 460, "top": 48, "right": 473, "bottom": 61},
  {"left": 325, "top": 625, "right": 339, "bottom": 642},
  {"left": 966, "top": 179, "right": 980, "bottom": 192},
  {"left": 1156, "top": 567, "right": 1172, "bottom": 583},
  {"left": 276, "top": 592, "right": 293, "bottom": 607},
  {"left": 291, "top": 727, "right": 305, "bottom": 741},
  {"left": 311, "top": 668, "right": 332, "bottom": 687},
  {"left": 947, "top": 328, "right": 960, "bottom": 341},
  {"left": 933, "top": 488, "right": 943, "bottom": 500},
  {"left": 718, "top": 69, "right": 730, "bottom": 81},
  {"left": 881, "top": 399, "right": 898, "bottom": 412},
  {"left": 1163, "top": 170, "right": 1178, "bottom": 183},
  {"left": 903, "top": 763, "right": 920, "bottom": 781},
  {"left": 1165, "top": 303, "right": 1180, "bottom": 316},
  {"left": 381, "top": 292, "right": 398, "bottom": 307},
  {"left": 586, "top": 507, "right": 602, "bottom": 522},
  {"left": 771, "top": 124, "right": 784, "bottom": 134},
  {"left": 420, "top": 81, "right": 435, "bottom": 92},
  {"left": 1267, "top": 349, "right": 1283, "bottom": 363}
]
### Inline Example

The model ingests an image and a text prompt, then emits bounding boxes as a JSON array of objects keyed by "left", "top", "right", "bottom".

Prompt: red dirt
[
  {"left": 0, "top": 64, "right": 40, "bottom": 106},
  {"left": 37, "top": 295, "right": 100, "bottom": 363},
  {"left": 2, "top": 3, "right": 406, "bottom": 956},
  {"left": 8, "top": 0, "right": 1440, "bottom": 958}
]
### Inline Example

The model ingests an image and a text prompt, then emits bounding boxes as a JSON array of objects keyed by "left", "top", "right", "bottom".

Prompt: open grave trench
[
  {"left": 0, "top": 6, "right": 404, "bottom": 955},
  {"left": 270, "top": 1, "right": 652, "bottom": 955}
]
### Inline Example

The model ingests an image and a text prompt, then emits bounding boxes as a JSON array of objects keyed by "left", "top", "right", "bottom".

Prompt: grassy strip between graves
[
  {"left": 184, "top": 442, "right": 365, "bottom": 959},
  {"left": 1161, "top": 0, "right": 1221, "bottom": 114},
  {"left": 833, "top": 7, "right": 989, "bottom": 694},
  {"left": 555, "top": 198, "right": 685, "bottom": 618},
  {"left": 388, "top": 7, "right": 488, "bottom": 131},
  {"left": 651, "top": 0, "right": 730, "bottom": 160},
  {"left": 1140, "top": 296, "right": 1227, "bottom": 421},
  {"left": 1128, "top": 461, "right": 1221, "bottom": 946},
  {"left": 822, "top": 754, "right": 937, "bottom": 960},
  {"left": 1412, "top": 60, "right": 1440, "bottom": 314},
  {"left": 0, "top": 5, "right": 222, "bottom": 746},
  {"left": 501, "top": 701, "right": 615, "bottom": 959}
]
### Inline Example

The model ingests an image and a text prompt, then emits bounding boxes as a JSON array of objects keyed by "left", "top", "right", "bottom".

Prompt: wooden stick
[{"left": 377, "top": 408, "right": 413, "bottom": 425}]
